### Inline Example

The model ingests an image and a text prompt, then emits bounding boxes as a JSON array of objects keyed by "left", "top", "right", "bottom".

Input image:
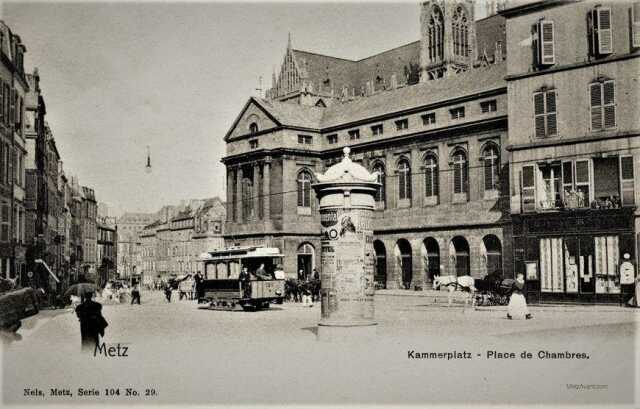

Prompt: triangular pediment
[{"left": 224, "top": 97, "right": 281, "bottom": 141}]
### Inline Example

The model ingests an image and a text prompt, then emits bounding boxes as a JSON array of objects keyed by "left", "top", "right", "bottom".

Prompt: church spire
[{"left": 287, "top": 32, "right": 292, "bottom": 50}]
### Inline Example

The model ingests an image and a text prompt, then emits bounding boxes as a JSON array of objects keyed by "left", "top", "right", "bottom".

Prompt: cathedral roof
[{"left": 320, "top": 62, "right": 506, "bottom": 128}]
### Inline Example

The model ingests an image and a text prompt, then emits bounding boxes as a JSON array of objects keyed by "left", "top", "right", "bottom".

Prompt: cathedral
[{"left": 223, "top": 1, "right": 511, "bottom": 289}]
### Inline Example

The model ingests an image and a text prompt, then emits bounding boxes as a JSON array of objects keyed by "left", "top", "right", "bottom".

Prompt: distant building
[
  {"left": 97, "top": 217, "right": 116, "bottom": 287},
  {"left": 81, "top": 186, "right": 97, "bottom": 281},
  {"left": 116, "top": 212, "right": 155, "bottom": 279},
  {"left": 138, "top": 198, "right": 226, "bottom": 283}
]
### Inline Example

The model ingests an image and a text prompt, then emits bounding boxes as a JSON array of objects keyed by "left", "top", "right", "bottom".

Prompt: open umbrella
[{"left": 64, "top": 283, "right": 98, "bottom": 298}]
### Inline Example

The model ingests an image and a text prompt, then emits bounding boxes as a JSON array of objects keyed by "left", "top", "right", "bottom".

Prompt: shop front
[{"left": 513, "top": 208, "right": 636, "bottom": 304}]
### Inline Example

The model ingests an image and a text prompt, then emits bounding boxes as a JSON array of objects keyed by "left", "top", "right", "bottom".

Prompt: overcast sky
[{"left": 0, "top": 1, "right": 490, "bottom": 217}]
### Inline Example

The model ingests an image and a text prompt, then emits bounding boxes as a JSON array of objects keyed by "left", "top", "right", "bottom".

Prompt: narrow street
[{"left": 2, "top": 290, "right": 638, "bottom": 406}]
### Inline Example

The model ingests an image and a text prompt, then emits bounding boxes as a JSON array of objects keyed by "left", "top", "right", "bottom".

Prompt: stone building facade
[
  {"left": 116, "top": 212, "right": 155, "bottom": 279},
  {"left": 223, "top": 1, "right": 511, "bottom": 288},
  {"left": 138, "top": 198, "right": 226, "bottom": 283},
  {"left": 503, "top": 1, "right": 640, "bottom": 302}
]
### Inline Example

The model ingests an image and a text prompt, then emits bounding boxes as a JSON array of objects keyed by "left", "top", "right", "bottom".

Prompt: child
[{"left": 507, "top": 273, "right": 532, "bottom": 320}]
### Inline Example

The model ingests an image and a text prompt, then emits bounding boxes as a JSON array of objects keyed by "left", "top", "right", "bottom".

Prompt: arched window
[
  {"left": 452, "top": 149, "right": 468, "bottom": 194},
  {"left": 372, "top": 162, "right": 386, "bottom": 207},
  {"left": 398, "top": 159, "right": 412, "bottom": 201},
  {"left": 483, "top": 144, "right": 500, "bottom": 191},
  {"left": 428, "top": 6, "right": 444, "bottom": 62},
  {"left": 482, "top": 235, "right": 502, "bottom": 275},
  {"left": 424, "top": 153, "right": 439, "bottom": 198},
  {"left": 297, "top": 170, "right": 312, "bottom": 208},
  {"left": 249, "top": 122, "right": 259, "bottom": 134},
  {"left": 452, "top": 6, "right": 470, "bottom": 57}
]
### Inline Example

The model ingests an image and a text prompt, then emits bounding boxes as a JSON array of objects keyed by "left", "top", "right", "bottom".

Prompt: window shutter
[
  {"left": 620, "top": 156, "right": 635, "bottom": 206},
  {"left": 454, "top": 162, "right": 462, "bottom": 194},
  {"left": 590, "top": 83, "right": 603, "bottom": 130},
  {"left": 534, "top": 92, "right": 546, "bottom": 138},
  {"left": 8, "top": 89, "right": 14, "bottom": 131},
  {"left": 562, "top": 161, "right": 573, "bottom": 188},
  {"left": 546, "top": 91, "right": 557, "bottom": 136},
  {"left": 633, "top": 2, "right": 640, "bottom": 48},
  {"left": 398, "top": 170, "right": 405, "bottom": 199},
  {"left": 406, "top": 168, "right": 412, "bottom": 199},
  {"left": 297, "top": 179, "right": 303, "bottom": 206},
  {"left": 596, "top": 7, "right": 613, "bottom": 54},
  {"left": 538, "top": 20, "right": 555, "bottom": 65},
  {"left": 0, "top": 81, "right": 3, "bottom": 123},
  {"left": 603, "top": 80, "right": 616, "bottom": 128}
]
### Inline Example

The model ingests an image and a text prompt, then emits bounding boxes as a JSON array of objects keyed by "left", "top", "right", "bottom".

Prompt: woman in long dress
[{"left": 507, "top": 273, "right": 532, "bottom": 320}]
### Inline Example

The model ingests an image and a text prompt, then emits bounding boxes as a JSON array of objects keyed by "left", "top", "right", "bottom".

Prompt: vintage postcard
[{"left": 0, "top": 0, "right": 638, "bottom": 407}]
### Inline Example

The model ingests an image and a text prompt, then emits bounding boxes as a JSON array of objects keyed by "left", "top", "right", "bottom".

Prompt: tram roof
[{"left": 199, "top": 246, "right": 284, "bottom": 261}]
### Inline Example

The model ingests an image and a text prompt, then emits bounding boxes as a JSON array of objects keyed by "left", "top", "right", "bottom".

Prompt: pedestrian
[
  {"left": 75, "top": 292, "right": 108, "bottom": 352},
  {"left": 312, "top": 268, "right": 319, "bottom": 280},
  {"left": 301, "top": 279, "right": 313, "bottom": 307},
  {"left": 131, "top": 284, "right": 141, "bottom": 305},
  {"left": 239, "top": 267, "right": 250, "bottom": 298},
  {"left": 298, "top": 269, "right": 305, "bottom": 281},
  {"left": 194, "top": 272, "right": 204, "bottom": 302},
  {"left": 507, "top": 273, "right": 532, "bottom": 320},
  {"left": 164, "top": 283, "right": 172, "bottom": 303}
]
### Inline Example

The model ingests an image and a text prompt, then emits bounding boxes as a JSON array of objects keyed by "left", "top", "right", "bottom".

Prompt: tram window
[
  {"left": 229, "top": 261, "right": 240, "bottom": 279},
  {"left": 216, "top": 262, "right": 227, "bottom": 279}
]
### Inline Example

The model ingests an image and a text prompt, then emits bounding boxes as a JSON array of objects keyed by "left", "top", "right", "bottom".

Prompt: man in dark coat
[{"left": 75, "top": 292, "right": 107, "bottom": 352}]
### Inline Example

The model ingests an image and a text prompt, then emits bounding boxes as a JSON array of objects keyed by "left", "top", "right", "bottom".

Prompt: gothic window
[
  {"left": 397, "top": 158, "right": 412, "bottom": 201},
  {"left": 452, "top": 6, "right": 470, "bottom": 57},
  {"left": 372, "top": 162, "right": 386, "bottom": 207},
  {"left": 482, "top": 144, "right": 500, "bottom": 191},
  {"left": 424, "top": 153, "right": 439, "bottom": 198},
  {"left": 249, "top": 122, "right": 259, "bottom": 134},
  {"left": 428, "top": 6, "right": 444, "bottom": 62},
  {"left": 297, "top": 170, "right": 312, "bottom": 208}
]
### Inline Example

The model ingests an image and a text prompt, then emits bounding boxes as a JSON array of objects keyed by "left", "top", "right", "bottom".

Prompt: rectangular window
[
  {"left": 326, "top": 134, "right": 338, "bottom": 144},
  {"left": 562, "top": 161, "right": 573, "bottom": 200},
  {"left": 537, "top": 20, "right": 555, "bottom": 65},
  {"left": 449, "top": 107, "right": 465, "bottom": 120},
  {"left": 371, "top": 124, "right": 383, "bottom": 136},
  {"left": 249, "top": 139, "right": 259, "bottom": 149},
  {"left": 522, "top": 165, "right": 536, "bottom": 212},
  {"left": 480, "top": 100, "right": 497, "bottom": 113},
  {"left": 590, "top": 80, "right": 616, "bottom": 131},
  {"left": 534, "top": 90, "right": 557, "bottom": 138},
  {"left": 395, "top": 119, "right": 408, "bottom": 131},
  {"left": 348, "top": 129, "right": 360, "bottom": 140},
  {"left": 590, "top": 7, "right": 613, "bottom": 55},
  {"left": 421, "top": 112, "right": 436, "bottom": 126},
  {"left": 620, "top": 156, "right": 635, "bottom": 206},
  {"left": 0, "top": 203, "right": 8, "bottom": 242},
  {"left": 633, "top": 2, "right": 640, "bottom": 48},
  {"left": 298, "top": 134, "right": 312, "bottom": 145},
  {"left": 575, "top": 159, "right": 591, "bottom": 207}
]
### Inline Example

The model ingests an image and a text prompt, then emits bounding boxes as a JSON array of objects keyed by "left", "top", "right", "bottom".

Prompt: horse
[{"left": 432, "top": 275, "right": 477, "bottom": 307}]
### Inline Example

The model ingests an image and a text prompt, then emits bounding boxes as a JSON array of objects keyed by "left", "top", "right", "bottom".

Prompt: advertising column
[{"left": 313, "top": 147, "right": 380, "bottom": 339}]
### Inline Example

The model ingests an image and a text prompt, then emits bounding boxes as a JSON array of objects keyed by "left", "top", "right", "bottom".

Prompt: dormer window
[
  {"left": 327, "top": 134, "right": 338, "bottom": 144},
  {"left": 348, "top": 129, "right": 360, "bottom": 140},
  {"left": 298, "top": 134, "right": 313, "bottom": 145},
  {"left": 249, "top": 139, "right": 259, "bottom": 149},
  {"left": 422, "top": 112, "right": 436, "bottom": 126},
  {"left": 249, "top": 122, "right": 259, "bottom": 134}
]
